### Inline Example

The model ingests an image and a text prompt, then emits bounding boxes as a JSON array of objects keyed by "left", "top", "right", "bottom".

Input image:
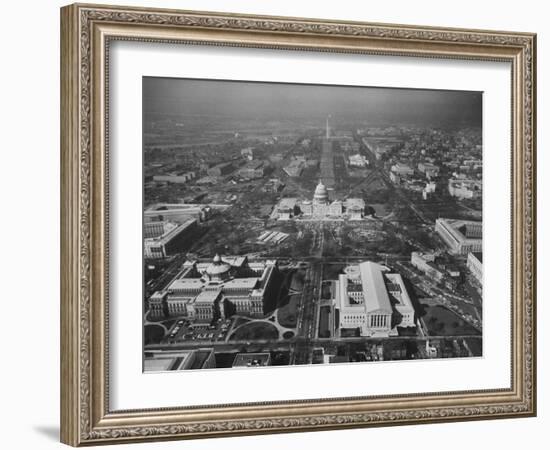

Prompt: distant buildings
[
  {"left": 144, "top": 348, "right": 216, "bottom": 371},
  {"left": 390, "top": 163, "right": 415, "bottom": 185},
  {"left": 232, "top": 353, "right": 271, "bottom": 368},
  {"left": 240, "top": 147, "right": 255, "bottom": 160},
  {"left": 424, "top": 181, "right": 436, "bottom": 193},
  {"left": 391, "top": 162, "right": 414, "bottom": 176},
  {"left": 263, "top": 178, "right": 284, "bottom": 193},
  {"left": 153, "top": 171, "right": 196, "bottom": 184},
  {"left": 334, "top": 262, "right": 416, "bottom": 337},
  {"left": 149, "top": 255, "right": 278, "bottom": 321},
  {"left": 144, "top": 219, "right": 198, "bottom": 259},
  {"left": 275, "top": 198, "right": 297, "bottom": 220},
  {"left": 467, "top": 252, "right": 483, "bottom": 283},
  {"left": 411, "top": 252, "right": 445, "bottom": 282},
  {"left": 348, "top": 153, "right": 368, "bottom": 167},
  {"left": 435, "top": 218, "right": 482, "bottom": 254},
  {"left": 144, "top": 203, "right": 215, "bottom": 224},
  {"left": 448, "top": 178, "right": 482, "bottom": 199},
  {"left": 238, "top": 160, "right": 267, "bottom": 179},
  {"left": 268, "top": 153, "right": 284, "bottom": 163},
  {"left": 417, "top": 162, "right": 440, "bottom": 178},
  {"left": 422, "top": 181, "right": 437, "bottom": 200},
  {"left": 276, "top": 180, "right": 365, "bottom": 220},
  {"left": 283, "top": 159, "right": 304, "bottom": 177},
  {"left": 207, "top": 162, "right": 234, "bottom": 177}
]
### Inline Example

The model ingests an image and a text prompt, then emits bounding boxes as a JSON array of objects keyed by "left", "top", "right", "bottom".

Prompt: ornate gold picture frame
[{"left": 60, "top": 3, "right": 536, "bottom": 446}]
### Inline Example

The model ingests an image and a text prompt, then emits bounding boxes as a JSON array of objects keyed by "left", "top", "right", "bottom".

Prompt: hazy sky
[{"left": 143, "top": 77, "right": 482, "bottom": 126}]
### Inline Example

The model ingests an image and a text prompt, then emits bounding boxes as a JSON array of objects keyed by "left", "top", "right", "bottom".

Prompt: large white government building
[
  {"left": 435, "top": 218, "right": 482, "bottom": 255},
  {"left": 467, "top": 252, "right": 483, "bottom": 284},
  {"left": 144, "top": 219, "right": 198, "bottom": 259},
  {"left": 149, "top": 255, "right": 278, "bottom": 322},
  {"left": 334, "top": 262, "right": 416, "bottom": 337},
  {"left": 276, "top": 180, "right": 365, "bottom": 220}
]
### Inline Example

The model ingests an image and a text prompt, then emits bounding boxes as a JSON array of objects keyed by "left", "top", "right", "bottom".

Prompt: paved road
[
  {"left": 145, "top": 254, "right": 187, "bottom": 298},
  {"left": 357, "top": 134, "right": 430, "bottom": 225},
  {"left": 145, "top": 334, "right": 481, "bottom": 353}
]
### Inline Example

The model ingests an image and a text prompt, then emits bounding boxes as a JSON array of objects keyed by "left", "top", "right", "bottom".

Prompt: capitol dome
[
  {"left": 313, "top": 180, "right": 329, "bottom": 203},
  {"left": 205, "top": 254, "right": 231, "bottom": 281}
]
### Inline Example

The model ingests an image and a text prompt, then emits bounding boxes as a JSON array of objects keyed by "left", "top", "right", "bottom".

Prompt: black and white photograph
[{"left": 142, "top": 77, "right": 483, "bottom": 372}]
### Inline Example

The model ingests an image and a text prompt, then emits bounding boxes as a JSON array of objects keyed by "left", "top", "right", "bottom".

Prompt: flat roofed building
[
  {"left": 232, "top": 353, "right": 271, "bottom": 367},
  {"left": 238, "top": 160, "right": 266, "bottom": 179},
  {"left": 435, "top": 218, "right": 482, "bottom": 255},
  {"left": 391, "top": 163, "right": 414, "bottom": 176},
  {"left": 418, "top": 162, "right": 440, "bottom": 177},
  {"left": 144, "top": 218, "right": 198, "bottom": 259},
  {"left": 153, "top": 171, "right": 196, "bottom": 184},
  {"left": 240, "top": 146, "right": 255, "bottom": 159},
  {"left": 411, "top": 252, "right": 445, "bottom": 282},
  {"left": 144, "top": 348, "right": 216, "bottom": 372},
  {"left": 207, "top": 162, "right": 234, "bottom": 177},
  {"left": 348, "top": 153, "right": 368, "bottom": 167},
  {"left": 467, "top": 252, "right": 483, "bottom": 284},
  {"left": 448, "top": 178, "right": 482, "bottom": 200},
  {"left": 345, "top": 198, "right": 366, "bottom": 220},
  {"left": 385, "top": 273, "right": 415, "bottom": 327},
  {"left": 144, "top": 203, "right": 218, "bottom": 223},
  {"left": 276, "top": 198, "right": 297, "bottom": 220},
  {"left": 283, "top": 159, "right": 304, "bottom": 177},
  {"left": 335, "top": 261, "right": 402, "bottom": 337},
  {"left": 144, "top": 221, "right": 167, "bottom": 239}
]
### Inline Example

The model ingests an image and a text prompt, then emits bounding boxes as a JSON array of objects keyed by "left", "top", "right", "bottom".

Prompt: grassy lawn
[
  {"left": 232, "top": 317, "right": 251, "bottom": 329},
  {"left": 277, "top": 294, "right": 300, "bottom": 328},
  {"left": 144, "top": 324, "right": 165, "bottom": 345},
  {"left": 289, "top": 269, "right": 305, "bottom": 292},
  {"left": 322, "top": 263, "right": 346, "bottom": 282},
  {"left": 229, "top": 321, "right": 279, "bottom": 341},
  {"left": 423, "top": 305, "right": 480, "bottom": 336},
  {"left": 464, "top": 337, "right": 483, "bottom": 356}
]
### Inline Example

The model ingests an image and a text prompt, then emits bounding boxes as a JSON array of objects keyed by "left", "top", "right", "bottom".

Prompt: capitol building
[{"left": 276, "top": 180, "right": 365, "bottom": 220}]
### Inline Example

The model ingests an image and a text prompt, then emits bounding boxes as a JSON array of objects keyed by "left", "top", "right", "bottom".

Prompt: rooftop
[
  {"left": 194, "top": 290, "right": 221, "bottom": 304},
  {"left": 232, "top": 353, "right": 271, "bottom": 367},
  {"left": 144, "top": 218, "right": 197, "bottom": 245},
  {"left": 471, "top": 252, "right": 483, "bottom": 263},
  {"left": 278, "top": 198, "right": 297, "bottom": 210},
  {"left": 360, "top": 262, "right": 393, "bottom": 314}
]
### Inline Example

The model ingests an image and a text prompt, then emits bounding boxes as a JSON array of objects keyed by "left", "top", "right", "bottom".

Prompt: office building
[
  {"left": 467, "top": 252, "right": 483, "bottom": 284},
  {"left": 448, "top": 178, "right": 482, "bottom": 199},
  {"left": 435, "top": 218, "right": 482, "bottom": 255},
  {"left": 144, "top": 203, "right": 215, "bottom": 224},
  {"left": 207, "top": 162, "right": 234, "bottom": 177},
  {"left": 238, "top": 160, "right": 266, "bottom": 179},
  {"left": 334, "top": 261, "right": 415, "bottom": 337},
  {"left": 153, "top": 171, "right": 195, "bottom": 184},
  {"left": 144, "top": 348, "right": 216, "bottom": 371},
  {"left": 391, "top": 163, "right": 414, "bottom": 176},
  {"left": 410, "top": 252, "right": 445, "bottom": 282},
  {"left": 144, "top": 219, "right": 198, "bottom": 259}
]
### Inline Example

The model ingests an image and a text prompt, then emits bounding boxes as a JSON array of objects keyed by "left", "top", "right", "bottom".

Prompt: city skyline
[
  {"left": 144, "top": 77, "right": 482, "bottom": 127},
  {"left": 142, "top": 76, "right": 483, "bottom": 372}
]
